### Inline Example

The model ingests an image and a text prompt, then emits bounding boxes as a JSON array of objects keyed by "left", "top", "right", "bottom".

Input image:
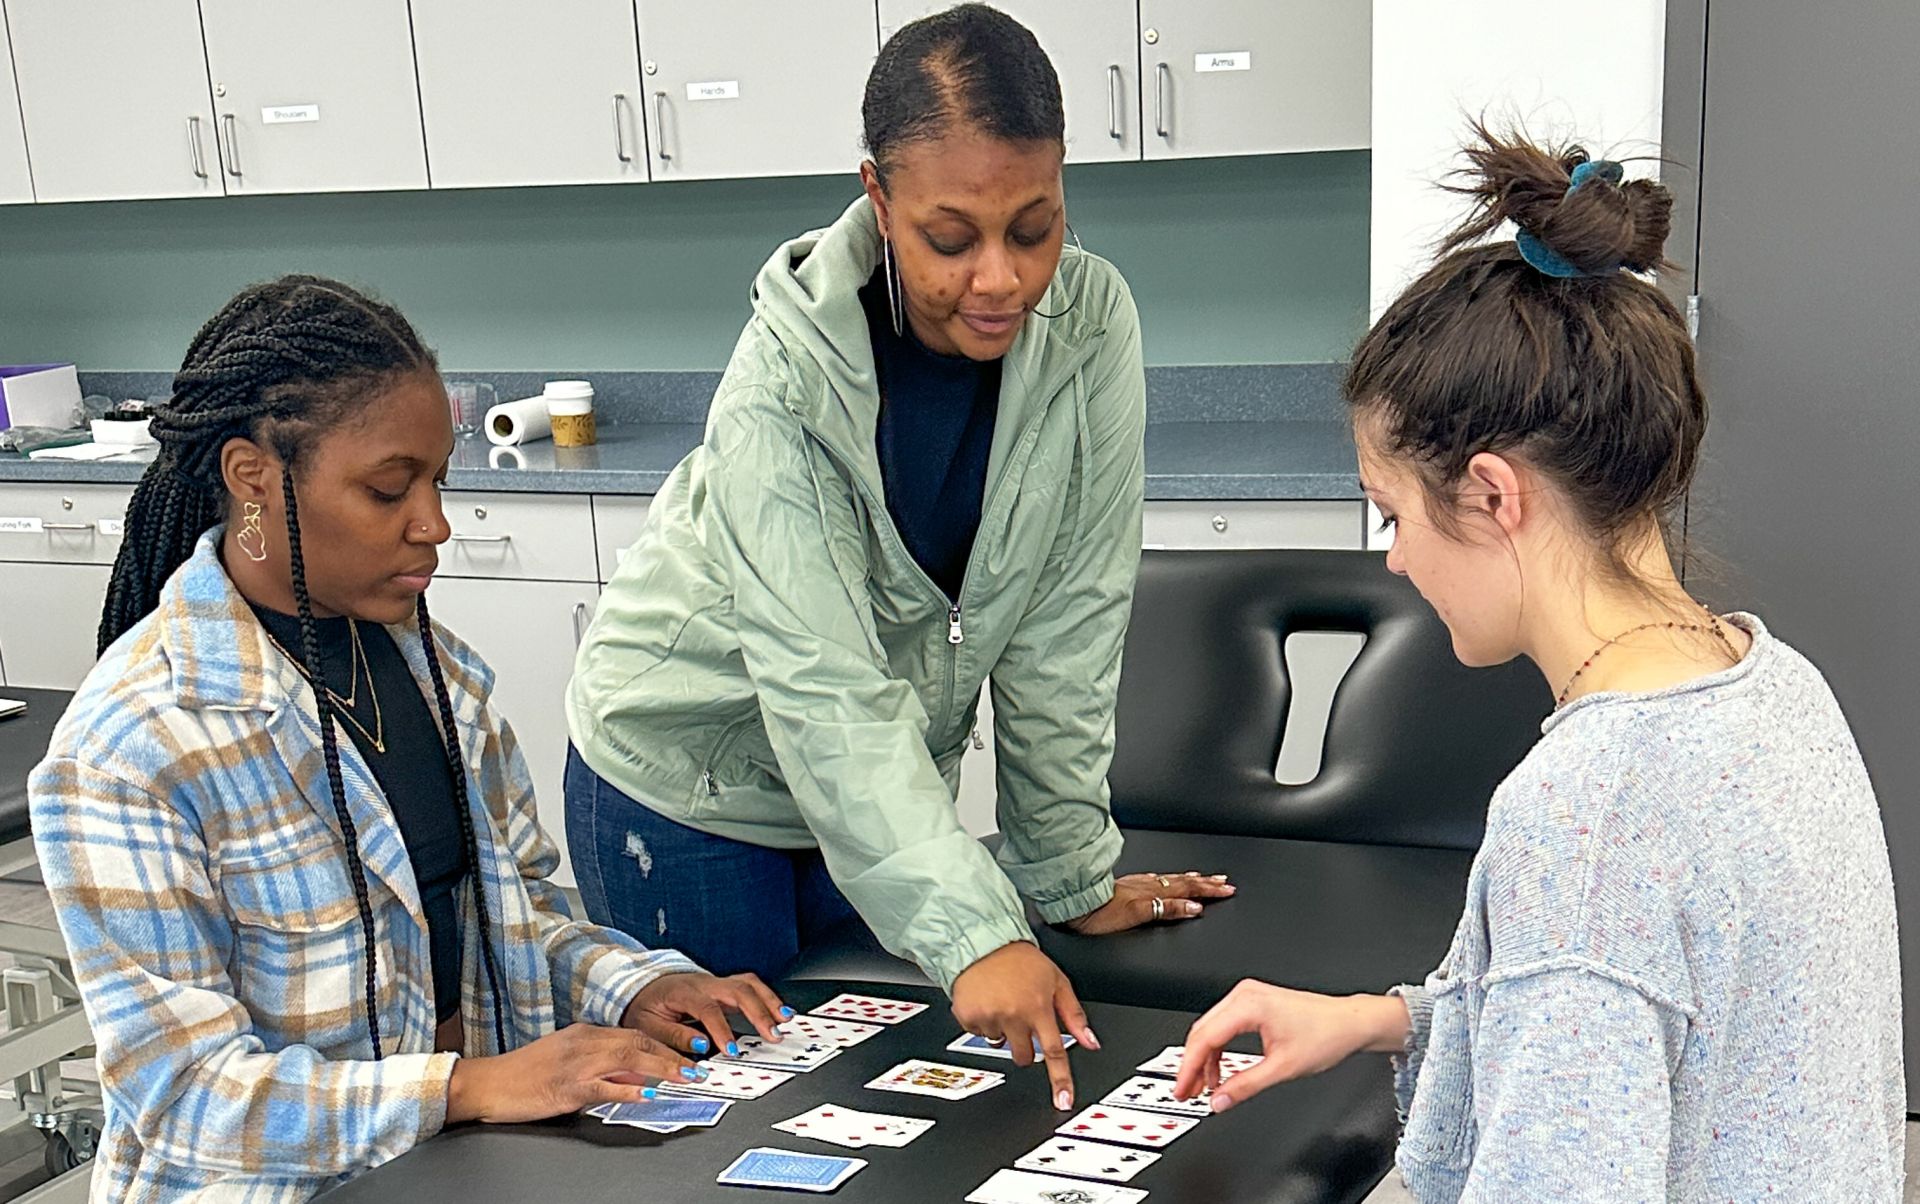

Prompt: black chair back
[{"left": 1108, "top": 549, "right": 1551, "bottom": 850}]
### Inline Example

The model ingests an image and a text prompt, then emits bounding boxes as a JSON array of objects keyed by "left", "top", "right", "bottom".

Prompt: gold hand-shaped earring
[{"left": 237, "top": 500, "right": 269, "bottom": 563}]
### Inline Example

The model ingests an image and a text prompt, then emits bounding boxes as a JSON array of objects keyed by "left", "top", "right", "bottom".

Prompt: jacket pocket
[{"left": 219, "top": 841, "right": 401, "bottom": 1051}]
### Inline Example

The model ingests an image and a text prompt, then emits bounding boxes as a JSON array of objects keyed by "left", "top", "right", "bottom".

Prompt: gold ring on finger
[
  {"left": 1155, "top": 874, "right": 1172, "bottom": 888},
  {"left": 1151, "top": 896, "right": 1166, "bottom": 921}
]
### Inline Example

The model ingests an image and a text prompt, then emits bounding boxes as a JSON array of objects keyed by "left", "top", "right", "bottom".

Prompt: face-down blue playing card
[
  {"left": 717, "top": 1147, "right": 867, "bottom": 1191},
  {"left": 601, "top": 1097, "right": 730, "bottom": 1127}
]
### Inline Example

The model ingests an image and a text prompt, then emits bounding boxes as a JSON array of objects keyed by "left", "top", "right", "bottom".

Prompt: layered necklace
[{"left": 261, "top": 617, "right": 387, "bottom": 753}]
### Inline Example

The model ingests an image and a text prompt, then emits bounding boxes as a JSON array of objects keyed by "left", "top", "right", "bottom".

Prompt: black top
[
  {"left": 859, "top": 266, "right": 1002, "bottom": 601},
  {"left": 251, "top": 605, "right": 467, "bottom": 1023}
]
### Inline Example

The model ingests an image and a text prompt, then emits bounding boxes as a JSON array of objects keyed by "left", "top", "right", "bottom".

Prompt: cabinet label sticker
[
  {"left": 686, "top": 80, "right": 740, "bottom": 101},
  {"left": 1195, "top": 52, "right": 1251, "bottom": 73},
  {"left": 0, "top": 517, "right": 43, "bottom": 534},
  {"left": 262, "top": 104, "right": 321, "bottom": 125}
]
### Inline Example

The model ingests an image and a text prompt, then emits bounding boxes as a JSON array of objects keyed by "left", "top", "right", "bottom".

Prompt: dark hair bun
[{"left": 1443, "top": 122, "right": 1672, "bottom": 274}]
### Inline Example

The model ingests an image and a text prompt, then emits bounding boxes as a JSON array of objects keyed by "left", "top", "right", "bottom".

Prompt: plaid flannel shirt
[{"left": 29, "top": 530, "right": 701, "bottom": 1201}]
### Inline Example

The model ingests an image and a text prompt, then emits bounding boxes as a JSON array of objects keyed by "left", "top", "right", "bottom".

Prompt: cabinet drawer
[
  {"left": 1142, "top": 501, "right": 1364, "bottom": 550},
  {"left": 591, "top": 495, "right": 652, "bottom": 583},
  {"left": 0, "top": 484, "right": 138, "bottom": 565},
  {"left": 438, "top": 491, "right": 598, "bottom": 582},
  {"left": 0, "top": 560, "right": 112, "bottom": 688}
]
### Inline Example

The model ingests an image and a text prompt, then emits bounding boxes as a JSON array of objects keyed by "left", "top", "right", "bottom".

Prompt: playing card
[
  {"left": 713, "top": 1033, "right": 841, "bottom": 1072},
  {"left": 599, "top": 1097, "right": 731, "bottom": 1128},
  {"left": 1056, "top": 1104, "right": 1198, "bottom": 1148},
  {"left": 965, "top": 1168, "right": 1149, "bottom": 1204},
  {"left": 810, "top": 992, "right": 929, "bottom": 1025},
  {"left": 1136, "top": 1044, "right": 1263, "bottom": 1079},
  {"left": 1100, "top": 1074, "right": 1215, "bottom": 1118},
  {"left": 583, "top": 1103, "right": 614, "bottom": 1119},
  {"left": 668, "top": 1061, "right": 796, "bottom": 1100},
  {"left": 773, "top": 1103, "right": 934, "bottom": 1149},
  {"left": 717, "top": 1147, "right": 866, "bottom": 1192},
  {"left": 946, "top": 1032, "right": 1078, "bottom": 1060},
  {"left": 864, "top": 1059, "right": 1004, "bottom": 1100},
  {"left": 1015, "top": 1135, "right": 1163, "bottom": 1183},
  {"left": 780, "top": 1013, "right": 886, "bottom": 1049}
]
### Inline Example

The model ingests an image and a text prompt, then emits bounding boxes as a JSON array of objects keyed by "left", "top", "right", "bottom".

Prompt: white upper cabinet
[
  {"left": 634, "top": 0, "right": 876, "bottom": 181},
  {"left": 197, "top": 0, "right": 428, "bottom": 195},
  {"left": 878, "top": 1, "right": 1142, "bottom": 165},
  {"left": 6, "top": 0, "right": 221, "bottom": 202},
  {"left": 0, "top": 16, "right": 31, "bottom": 204},
  {"left": 413, "top": 1, "right": 648, "bottom": 190},
  {"left": 1139, "top": 0, "right": 1370, "bottom": 160}
]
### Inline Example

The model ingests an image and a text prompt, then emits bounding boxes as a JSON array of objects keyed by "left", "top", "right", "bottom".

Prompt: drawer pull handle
[
  {"left": 41, "top": 522, "right": 94, "bottom": 532},
  {"left": 572, "top": 601, "right": 591, "bottom": 647},
  {"left": 449, "top": 533, "right": 512, "bottom": 544}
]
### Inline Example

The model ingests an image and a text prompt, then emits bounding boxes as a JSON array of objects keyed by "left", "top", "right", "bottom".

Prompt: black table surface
[
  {"left": 323, "top": 981, "right": 1396, "bottom": 1204},
  {"left": 0, "top": 686, "right": 69, "bottom": 844}
]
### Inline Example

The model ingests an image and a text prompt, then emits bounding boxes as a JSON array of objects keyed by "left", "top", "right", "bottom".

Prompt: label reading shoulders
[
  {"left": 262, "top": 104, "right": 321, "bottom": 125},
  {"left": 0, "top": 517, "right": 44, "bottom": 534},
  {"left": 1195, "top": 51, "right": 1251, "bottom": 73},
  {"left": 686, "top": 80, "right": 740, "bottom": 101}
]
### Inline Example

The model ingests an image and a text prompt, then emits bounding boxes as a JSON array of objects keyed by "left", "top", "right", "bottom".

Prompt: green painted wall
[{"left": 0, "top": 151, "right": 1367, "bottom": 371}]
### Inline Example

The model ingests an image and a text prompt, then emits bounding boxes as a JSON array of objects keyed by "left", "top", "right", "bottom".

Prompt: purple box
[{"left": 0, "top": 364, "right": 82, "bottom": 430}]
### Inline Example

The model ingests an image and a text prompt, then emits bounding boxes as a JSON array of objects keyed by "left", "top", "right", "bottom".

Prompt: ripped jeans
[{"left": 563, "top": 745, "right": 864, "bottom": 982}]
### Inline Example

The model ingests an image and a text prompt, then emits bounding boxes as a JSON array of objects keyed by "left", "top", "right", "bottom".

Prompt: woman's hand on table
[
  {"left": 1061, "top": 871, "right": 1236, "bottom": 936},
  {"left": 621, "top": 970, "right": 793, "bottom": 1058},
  {"left": 1173, "top": 981, "right": 1411, "bottom": 1112},
  {"left": 951, "top": 941, "right": 1099, "bottom": 1113},
  {"left": 445, "top": 1023, "right": 700, "bottom": 1125}
]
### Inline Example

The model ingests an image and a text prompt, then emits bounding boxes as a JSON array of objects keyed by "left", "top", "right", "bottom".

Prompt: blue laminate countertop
[{"left": 0, "top": 417, "right": 1359, "bottom": 501}]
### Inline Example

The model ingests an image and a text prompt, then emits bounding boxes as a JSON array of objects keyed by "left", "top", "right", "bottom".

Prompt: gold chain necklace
[
  {"left": 1556, "top": 606, "right": 1740, "bottom": 708},
  {"left": 260, "top": 618, "right": 387, "bottom": 753}
]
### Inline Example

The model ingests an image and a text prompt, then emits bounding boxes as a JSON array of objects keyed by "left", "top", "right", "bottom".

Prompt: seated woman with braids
[{"left": 29, "top": 276, "right": 791, "bottom": 1203}]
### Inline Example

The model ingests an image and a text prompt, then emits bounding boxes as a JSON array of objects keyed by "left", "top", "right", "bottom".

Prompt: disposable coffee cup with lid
[{"left": 544, "top": 380, "right": 598, "bottom": 448}]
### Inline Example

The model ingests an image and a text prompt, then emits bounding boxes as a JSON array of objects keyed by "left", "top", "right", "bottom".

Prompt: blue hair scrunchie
[{"left": 1514, "top": 158, "right": 1626, "bottom": 279}]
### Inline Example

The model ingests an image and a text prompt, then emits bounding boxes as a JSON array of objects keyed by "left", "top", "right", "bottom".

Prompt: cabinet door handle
[
  {"left": 40, "top": 522, "right": 93, "bottom": 532},
  {"left": 653, "top": 92, "right": 671, "bottom": 162},
  {"left": 572, "top": 601, "right": 591, "bottom": 647},
  {"left": 612, "top": 93, "right": 633, "bottom": 163},
  {"left": 1107, "top": 64, "right": 1124, "bottom": 141},
  {"left": 448, "top": 533, "right": 512, "bottom": 544},
  {"left": 221, "top": 114, "right": 242, "bottom": 178},
  {"left": 187, "top": 116, "right": 209, "bottom": 179},
  {"left": 1155, "top": 63, "right": 1171, "bottom": 138}
]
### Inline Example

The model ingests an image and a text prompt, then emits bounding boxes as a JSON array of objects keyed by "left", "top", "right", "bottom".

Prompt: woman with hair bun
[{"left": 1174, "top": 126, "right": 1904, "bottom": 1199}]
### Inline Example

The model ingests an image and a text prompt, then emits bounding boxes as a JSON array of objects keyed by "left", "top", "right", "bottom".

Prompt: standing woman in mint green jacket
[{"left": 565, "top": 5, "right": 1229, "bottom": 1110}]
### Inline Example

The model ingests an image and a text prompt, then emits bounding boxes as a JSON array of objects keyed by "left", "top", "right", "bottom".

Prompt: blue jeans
[{"left": 564, "top": 745, "right": 865, "bottom": 982}]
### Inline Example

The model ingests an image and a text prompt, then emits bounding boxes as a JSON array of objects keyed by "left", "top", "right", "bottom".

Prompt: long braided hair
[{"left": 99, "top": 275, "right": 512, "bottom": 1058}]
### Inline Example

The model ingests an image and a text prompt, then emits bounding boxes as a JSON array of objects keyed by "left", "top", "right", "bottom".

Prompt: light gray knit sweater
[{"left": 1392, "top": 614, "right": 1904, "bottom": 1201}]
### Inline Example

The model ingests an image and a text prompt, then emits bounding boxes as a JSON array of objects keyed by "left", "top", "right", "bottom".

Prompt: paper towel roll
[{"left": 485, "top": 396, "right": 553, "bottom": 446}]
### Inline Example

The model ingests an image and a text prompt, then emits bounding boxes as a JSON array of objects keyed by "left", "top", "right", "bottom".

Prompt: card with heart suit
[
  {"left": 1014, "top": 1135, "right": 1163, "bottom": 1183},
  {"left": 965, "top": 1169, "right": 1149, "bottom": 1204},
  {"left": 712, "top": 1033, "right": 841, "bottom": 1073},
  {"left": 1101, "top": 1074, "right": 1215, "bottom": 1118},
  {"left": 1056, "top": 1104, "right": 1199, "bottom": 1148},
  {"left": 1136, "top": 1044, "right": 1264, "bottom": 1079},
  {"left": 864, "top": 1059, "right": 1004, "bottom": 1100},
  {"left": 779, "top": 1013, "right": 886, "bottom": 1048},
  {"left": 667, "top": 1061, "right": 795, "bottom": 1100},
  {"left": 810, "top": 992, "right": 929, "bottom": 1025},
  {"left": 773, "top": 1103, "right": 935, "bottom": 1149}
]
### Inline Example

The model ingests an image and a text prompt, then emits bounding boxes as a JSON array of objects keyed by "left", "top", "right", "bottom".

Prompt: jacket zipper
[
  {"left": 797, "top": 346, "right": 1093, "bottom": 738},
  {"left": 700, "top": 716, "right": 754, "bottom": 797}
]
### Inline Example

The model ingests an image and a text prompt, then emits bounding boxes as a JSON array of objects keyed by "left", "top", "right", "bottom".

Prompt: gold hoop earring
[{"left": 237, "top": 500, "right": 269, "bottom": 563}]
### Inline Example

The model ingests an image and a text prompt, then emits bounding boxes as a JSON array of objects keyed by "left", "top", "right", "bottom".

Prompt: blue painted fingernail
[
  {"left": 694, "top": 1066, "right": 710, "bottom": 1080},
  {"left": 779, "top": 1006, "right": 795, "bottom": 1019},
  {"left": 692, "top": 1036, "right": 711, "bottom": 1054},
  {"left": 679, "top": 1066, "right": 700, "bottom": 1081},
  {"left": 726, "top": 1042, "right": 740, "bottom": 1057},
  {"left": 643, "top": 1087, "right": 658, "bottom": 1099}
]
